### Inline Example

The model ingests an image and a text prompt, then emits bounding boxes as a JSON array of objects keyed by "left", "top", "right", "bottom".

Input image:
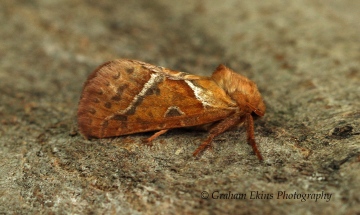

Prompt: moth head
[{"left": 211, "top": 64, "right": 266, "bottom": 117}]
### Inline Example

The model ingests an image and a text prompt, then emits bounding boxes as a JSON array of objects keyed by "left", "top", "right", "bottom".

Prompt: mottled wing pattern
[{"left": 77, "top": 59, "right": 238, "bottom": 139}]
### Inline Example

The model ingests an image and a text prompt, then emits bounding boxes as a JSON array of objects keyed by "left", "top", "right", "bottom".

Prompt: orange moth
[{"left": 77, "top": 59, "right": 266, "bottom": 160}]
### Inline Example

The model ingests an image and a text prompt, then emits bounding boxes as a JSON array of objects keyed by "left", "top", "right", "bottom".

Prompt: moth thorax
[
  {"left": 211, "top": 64, "right": 256, "bottom": 96},
  {"left": 211, "top": 64, "right": 265, "bottom": 116}
]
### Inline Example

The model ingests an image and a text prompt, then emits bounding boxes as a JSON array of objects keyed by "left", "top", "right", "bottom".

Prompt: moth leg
[
  {"left": 193, "top": 113, "right": 243, "bottom": 156},
  {"left": 246, "top": 114, "right": 263, "bottom": 161},
  {"left": 145, "top": 129, "right": 169, "bottom": 143}
]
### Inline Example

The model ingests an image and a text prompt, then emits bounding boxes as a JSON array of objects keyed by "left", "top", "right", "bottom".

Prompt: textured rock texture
[{"left": 0, "top": 0, "right": 359, "bottom": 214}]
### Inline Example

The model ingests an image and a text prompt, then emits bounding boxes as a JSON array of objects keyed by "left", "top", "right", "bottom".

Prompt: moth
[{"left": 77, "top": 59, "right": 266, "bottom": 160}]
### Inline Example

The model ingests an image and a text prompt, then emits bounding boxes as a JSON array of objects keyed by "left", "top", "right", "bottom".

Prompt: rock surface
[{"left": 0, "top": 0, "right": 359, "bottom": 214}]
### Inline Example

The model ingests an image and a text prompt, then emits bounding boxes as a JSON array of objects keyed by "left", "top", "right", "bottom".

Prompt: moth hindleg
[{"left": 145, "top": 129, "right": 169, "bottom": 143}]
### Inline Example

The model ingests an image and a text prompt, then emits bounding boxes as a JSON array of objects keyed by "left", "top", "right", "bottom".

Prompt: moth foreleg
[
  {"left": 193, "top": 113, "right": 243, "bottom": 156},
  {"left": 245, "top": 114, "right": 263, "bottom": 161}
]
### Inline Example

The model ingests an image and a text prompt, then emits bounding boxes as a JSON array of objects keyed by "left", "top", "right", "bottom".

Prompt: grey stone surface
[{"left": 0, "top": 0, "right": 359, "bottom": 214}]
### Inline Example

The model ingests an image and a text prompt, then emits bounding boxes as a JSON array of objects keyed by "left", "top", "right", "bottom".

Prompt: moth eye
[{"left": 253, "top": 109, "right": 264, "bottom": 117}]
